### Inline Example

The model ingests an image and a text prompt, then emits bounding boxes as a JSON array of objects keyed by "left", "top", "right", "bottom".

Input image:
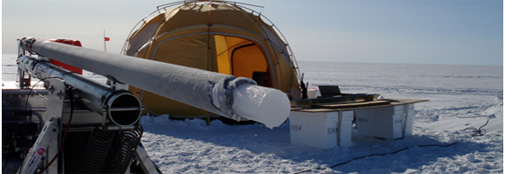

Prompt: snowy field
[{"left": 2, "top": 54, "right": 503, "bottom": 173}]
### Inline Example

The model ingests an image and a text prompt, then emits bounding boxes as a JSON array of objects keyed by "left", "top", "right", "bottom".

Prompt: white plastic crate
[
  {"left": 355, "top": 104, "right": 414, "bottom": 139},
  {"left": 289, "top": 110, "right": 353, "bottom": 149}
]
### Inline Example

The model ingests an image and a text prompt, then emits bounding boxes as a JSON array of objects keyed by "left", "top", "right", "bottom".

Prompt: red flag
[{"left": 104, "top": 37, "right": 110, "bottom": 41}]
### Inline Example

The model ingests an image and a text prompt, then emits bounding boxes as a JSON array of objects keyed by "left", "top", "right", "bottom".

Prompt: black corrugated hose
[
  {"left": 80, "top": 126, "right": 116, "bottom": 173},
  {"left": 108, "top": 124, "right": 144, "bottom": 173}
]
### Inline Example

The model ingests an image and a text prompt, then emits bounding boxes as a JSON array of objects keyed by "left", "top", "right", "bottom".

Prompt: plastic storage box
[
  {"left": 289, "top": 110, "right": 353, "bottom": 149},
  {"left": 355, "top": 104, "right": 414, "bottom": 139}
]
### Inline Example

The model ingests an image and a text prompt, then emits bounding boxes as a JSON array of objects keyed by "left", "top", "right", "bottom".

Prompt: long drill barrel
[
  {"left": 17, "top": 55, "right": 142, "bottom": 126},
  {"left": 19, "top": 38, "right": 290, "bottom": 128}
]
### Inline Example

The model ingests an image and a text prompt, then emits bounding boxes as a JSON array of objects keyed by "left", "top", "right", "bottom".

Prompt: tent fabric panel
[
  {"left": 127, "top": 24, "right": 158, "bottom": 56},
  {"left": 210, "top": 24, "right": 265, "bottom": 40},
  {"left": 221, "top": 35, "right": 252, "bottom": 50},
  {"left": 153, "top": 25, "right": 265, "bottom": 50},
  {"left": 289, "top": 69, "right": 302, "bottom": 100},
  {"left": 260, "top": 23, "right": 292, "bottom": 65},
  {"left": 127, "top": 14, "right": 164, "bottom": 56},
  {"left": 158, "top": 4, "right": 209, "bottom": 33},
  {"left": 130, "top": 14, "right": 165, "bottom": 40},
  {"left": 231, "top": 44, "right": 268, "bottom": 80},
  {"left": 152, "top": 35, "right": 209, "bottom": 69},
  {"left": 208, "top": 7, "right": 264, "bottom": 34},
  {"left": 158, "top": 4, "right": 265, "bottom": 37},
  {"left": 154, "top": 26, "right": 210, "bottom": 44},
  {"left": 163, "top": 7, "right": 181, "bottom": 23},
  {"left": 215, "top": 35, "right": 231, "bottom": 75},
  {"left": 276, "top": 54, "right": 295, "bottom": 91}
]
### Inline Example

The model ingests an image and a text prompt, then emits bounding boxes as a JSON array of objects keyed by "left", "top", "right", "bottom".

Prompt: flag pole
[{"left": 103, "top": 30, "right": 107, "bottom": 52}]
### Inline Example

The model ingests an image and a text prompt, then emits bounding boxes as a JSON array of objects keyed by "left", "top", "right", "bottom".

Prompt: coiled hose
[
  {"left": 109, "top": 125, "right": 144, "bottom": 173},
  {"left": 80, "top": 126, "right": 116, "bottom": 173}
]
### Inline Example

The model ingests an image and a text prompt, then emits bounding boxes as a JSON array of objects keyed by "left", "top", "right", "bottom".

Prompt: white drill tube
[
  {"left": 19, "top": 37, "right": 290, "bottom": 128},
  {"left": 232, "top": 84, "right": 290, "bottom": 129}
]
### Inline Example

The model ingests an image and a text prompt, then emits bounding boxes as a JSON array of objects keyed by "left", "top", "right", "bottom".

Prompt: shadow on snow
[{"left": 141, "top": 116, "right": 491, "bottom": 173}]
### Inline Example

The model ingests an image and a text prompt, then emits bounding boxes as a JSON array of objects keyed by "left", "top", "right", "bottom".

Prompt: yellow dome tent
[{"left": 122, "top": 1, "right": 301, "bottom": 117}]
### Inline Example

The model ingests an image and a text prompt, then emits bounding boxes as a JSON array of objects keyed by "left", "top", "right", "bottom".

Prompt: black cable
[
  {"left": 294, "top": 142, "right": 458, "bottom": 174},
  {"left": 457, "top": 115, "right": 494, "bottom": 118},
  {"left": 80, "top": 126, "right": 116, "bottom": 173},
  {"left": 462, "top": 116, "right": 491, "bottom": 137},
  {"left": 417, "top": 142, "right": 458, "bottom": 148},
  {"left": 476, "top": 119, "right": 490, "bottom": 136}
]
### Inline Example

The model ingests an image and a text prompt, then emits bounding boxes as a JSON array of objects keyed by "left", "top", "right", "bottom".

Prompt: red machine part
[{"left": 48, "top": 39, "right": 83, "bottom": 74}]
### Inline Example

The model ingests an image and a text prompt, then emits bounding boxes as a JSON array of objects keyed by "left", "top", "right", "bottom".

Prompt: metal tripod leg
[
  {"left": 17, "top": 119, "right": 59, "bottom": 174},
  {"left": 134, "top": 145, "right": 161, "bottom": 174}
]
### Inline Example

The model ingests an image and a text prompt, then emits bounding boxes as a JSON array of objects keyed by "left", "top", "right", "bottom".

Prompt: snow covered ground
[{"left": 2, "top": 54, "right": 503, "bottom": 173}]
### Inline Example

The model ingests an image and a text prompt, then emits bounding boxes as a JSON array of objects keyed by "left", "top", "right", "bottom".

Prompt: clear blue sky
[{"left": 2, "top": 0, "right": 503, "bottom": 66}]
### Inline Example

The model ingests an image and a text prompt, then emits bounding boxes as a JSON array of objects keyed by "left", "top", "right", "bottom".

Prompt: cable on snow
[{"left": 294, "top": 142, "right": 458, "bottom": 174}]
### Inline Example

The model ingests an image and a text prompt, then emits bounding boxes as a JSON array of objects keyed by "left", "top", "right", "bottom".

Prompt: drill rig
[{"left": 3, "top": 37, "right": 290, "bottom": 173}]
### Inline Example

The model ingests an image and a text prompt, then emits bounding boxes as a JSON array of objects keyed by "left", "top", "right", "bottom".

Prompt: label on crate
[
  {"left": 290, "top": 125, "right": 302, "bottom": 132},
  {"left": 327, "top": 127, "right": 337, "bottom": 135}
]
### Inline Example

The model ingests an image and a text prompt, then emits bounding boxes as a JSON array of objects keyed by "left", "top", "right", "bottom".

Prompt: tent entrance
[{"left": 214, "top": 35, "right": 272, "bottom": 87}]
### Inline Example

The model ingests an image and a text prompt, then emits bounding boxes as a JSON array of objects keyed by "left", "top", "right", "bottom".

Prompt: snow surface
[{"left": 2, "top": 54, "right": 503, "bottom": 173}]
